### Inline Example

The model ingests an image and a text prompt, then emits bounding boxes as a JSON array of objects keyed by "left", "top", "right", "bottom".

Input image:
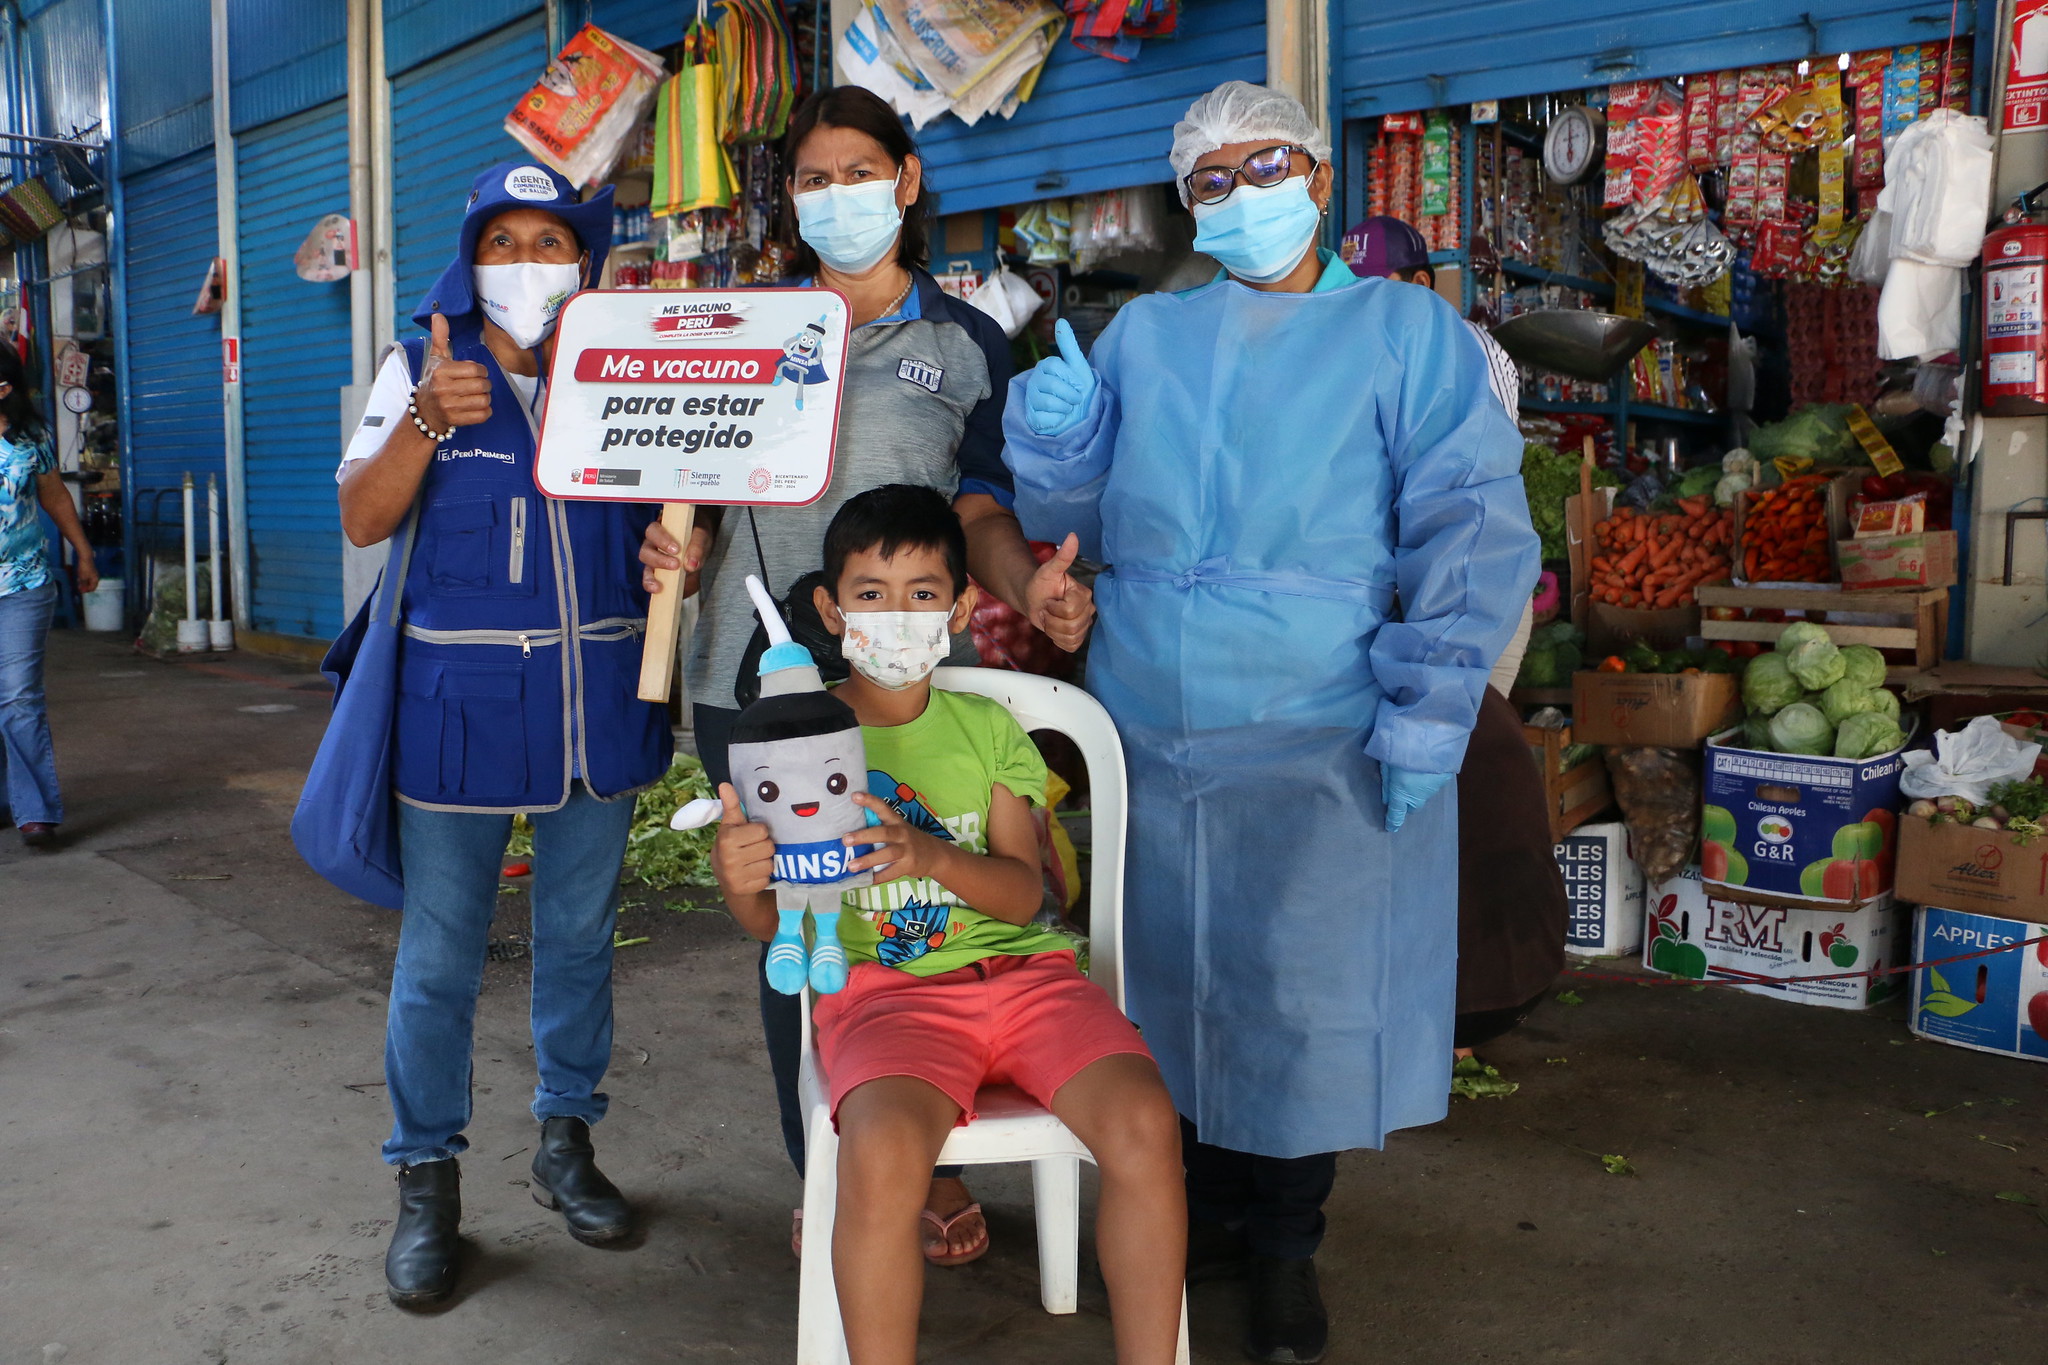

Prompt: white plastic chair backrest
[
  {"left": 930, "top": 667, "right": 1128, "bottom": 1008},
  {"left": 798, "top": 668, "right": 1129, "bottom": 1059}
]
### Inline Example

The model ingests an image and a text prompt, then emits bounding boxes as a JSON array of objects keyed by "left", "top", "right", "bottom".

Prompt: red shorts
[{"left": 813, "top": 950, "right": 1152, "bottom": 1126}]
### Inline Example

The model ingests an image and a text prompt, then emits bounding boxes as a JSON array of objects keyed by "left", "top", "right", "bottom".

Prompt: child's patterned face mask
[{"left": 839, "top": 611, "right": 950, "bottom": 690}]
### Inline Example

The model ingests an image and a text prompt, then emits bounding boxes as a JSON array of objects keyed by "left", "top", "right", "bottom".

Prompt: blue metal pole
[{"left": 102, "top": 0, "right": 135, "bottom": 620}]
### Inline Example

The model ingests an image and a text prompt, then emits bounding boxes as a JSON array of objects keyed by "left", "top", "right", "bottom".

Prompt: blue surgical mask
[
  {"left": 794, "top": 177, "right": 904, "bottom": 274},
  {"left": 1191, "top": 178, "right": 1322, "bottom": 285}
]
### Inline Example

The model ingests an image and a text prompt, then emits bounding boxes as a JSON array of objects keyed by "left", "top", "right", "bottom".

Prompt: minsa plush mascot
[{"left": 672, "top": 575, "right": 879, "bottom": 993}]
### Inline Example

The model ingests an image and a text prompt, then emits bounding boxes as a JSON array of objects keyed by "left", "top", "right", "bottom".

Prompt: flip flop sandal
[{"left": 921, "top": 1202, "right": 989, "bottom": 1267}]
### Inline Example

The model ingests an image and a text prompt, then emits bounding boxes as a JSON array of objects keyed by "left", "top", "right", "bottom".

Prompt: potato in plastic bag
[{"left": 1603, "top": 745, "right": 1700, "bottom": 885}]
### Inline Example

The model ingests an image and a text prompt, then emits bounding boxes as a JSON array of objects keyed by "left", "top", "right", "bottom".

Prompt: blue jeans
[
  {"left": 0, "top": 581, "right": 60, "bottom": 825},
  {"left": 382, "top": 786, "right": 636, "bottom": 1166}
]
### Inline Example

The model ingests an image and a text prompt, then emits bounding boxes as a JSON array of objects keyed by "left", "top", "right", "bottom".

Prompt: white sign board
[{"left": 534, "top": 287, "right": 851, "bottom": 506}]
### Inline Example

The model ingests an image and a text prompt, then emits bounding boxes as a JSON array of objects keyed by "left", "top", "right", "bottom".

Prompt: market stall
[{"left": 1338, "top": 29, "right": 2048, "bottom": 1059}]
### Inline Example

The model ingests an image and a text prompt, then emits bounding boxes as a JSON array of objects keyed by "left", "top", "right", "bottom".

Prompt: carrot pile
[
  {"left": 1588, "top": 497, "right": 1735, "bottom": 610},
  {"left": 1740, "top": 473, "right": 1834, "bottom": 583}
]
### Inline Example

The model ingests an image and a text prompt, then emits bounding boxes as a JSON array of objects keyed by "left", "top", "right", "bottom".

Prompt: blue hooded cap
[{"left": 412, "top": 161, "right": 614, "bottom": 327}]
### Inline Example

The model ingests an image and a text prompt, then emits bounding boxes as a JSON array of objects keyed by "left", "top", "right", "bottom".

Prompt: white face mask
[
  {"left": 473, "top": 261, "right": 582, "bottom": 348},
  {"left": 839, "top": 610, "right": 951, "bottom": 691}
]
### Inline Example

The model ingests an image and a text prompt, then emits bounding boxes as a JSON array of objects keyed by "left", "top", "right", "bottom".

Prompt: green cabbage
[
  {"left": 1834, "top": 712, "right": 1905, "bottom": 760},
  {"left": 1776, "top": 621, "right": 1831, "bottom": 653},
  {"left": 1838, "top": 644, "right": 1887, "bottom": 690},
  {"left": 1818, "top": 679, "right": 1883, "bottom": 726},
  {"left": 1868, "top": 686, "right": 1900, "bottom": 722},
  {"left": 1742, "top": 652, "right": 1802, "bottom": 716},
  {"left": 1768, "top": 702, "right": 1836, "bottom": 756},
  {"left": 1786, "top": 636, "right": 1847, "bottom": 690},
  {"left": 1742, "top": 714, "right": 1777, "bottom": 751}
]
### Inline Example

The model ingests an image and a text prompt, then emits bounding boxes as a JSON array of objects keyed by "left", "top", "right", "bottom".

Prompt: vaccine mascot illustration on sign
[
  {"left": 671, "top": 576, "right": 878, "bottom": 993},
  {"left": 770, "top": 317, "right": 833, "bottom": 411}
]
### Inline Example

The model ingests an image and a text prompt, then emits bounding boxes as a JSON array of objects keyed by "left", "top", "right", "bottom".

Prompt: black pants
[
  {"left": 697, "top": 704, "right": 962, "bottom": 1181},
  {"left": 1181, "top": 1118, "right": 1338, "bottom": 1261}
]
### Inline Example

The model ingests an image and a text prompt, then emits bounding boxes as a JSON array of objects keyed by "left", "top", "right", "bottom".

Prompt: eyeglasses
[{"left": 1182, "top": 144, "right": 1317, "bottom": 206}]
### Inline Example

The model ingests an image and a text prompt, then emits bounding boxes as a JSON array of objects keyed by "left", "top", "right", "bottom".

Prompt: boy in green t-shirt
[{"left": 710, "top": 484, "right": 1186, "bottom": 1364}]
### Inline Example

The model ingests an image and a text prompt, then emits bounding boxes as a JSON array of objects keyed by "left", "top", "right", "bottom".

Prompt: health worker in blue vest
[
  {"left": 337, "top": 162, "right": 671, "bottom": 1309},
  {"left": 1004, "top": 83, "right": 1539, "bottom": 1365}
]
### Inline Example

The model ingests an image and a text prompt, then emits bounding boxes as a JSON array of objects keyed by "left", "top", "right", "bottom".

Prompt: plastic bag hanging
[{"left": 653, "top": 13, "right": 739, "bottom": 215}]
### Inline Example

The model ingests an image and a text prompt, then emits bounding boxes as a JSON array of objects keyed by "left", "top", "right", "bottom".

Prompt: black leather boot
[
  {"left": 530, "top": 1116, "right": 632, "bottom": 1245},
  {"left": 385, "top": 1159, "right": 461, "bottom": 1308},
  {"left": 1245, "top": 1255, "right": 1328, "bottom": 1364}
]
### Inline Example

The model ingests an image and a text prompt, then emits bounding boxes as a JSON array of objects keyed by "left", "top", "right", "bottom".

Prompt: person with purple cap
[
  {"left": 335, "top": 162, "right": 671, "bottom": 1307},
  {"left": 1341, "top": 214, "right": 1522, "bottom": 428}
]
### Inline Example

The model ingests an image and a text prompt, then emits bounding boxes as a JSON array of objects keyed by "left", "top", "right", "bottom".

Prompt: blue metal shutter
[
  {"left": 122, "top": 152, "right": 225, "bottom": 521},
  {"left": 1339, "top": 1, "right": 1978, "bottom": 119},
  {"left": 588, "top": 0, "right": 690, "bottom": 52},
  {"left": 236, "top": 99, "right": 352, "bottom": 641},
  {"left": 384, "top": 0, "right": 543, "bottom": 74},
  {"left": 913, "top": 0, "right": 1265, "bottom": 216},
  {"left": 228, "top": 0, "right": 347, "bottom": 133},
  {"left": 115, "top": 0, "right": 211, "bottom": 171},
  {"left": 25, "top": 0, "right": 105, "bottom": 141},
  {"left": 389, "top": 16, "right": 553, "bottom": 328}
]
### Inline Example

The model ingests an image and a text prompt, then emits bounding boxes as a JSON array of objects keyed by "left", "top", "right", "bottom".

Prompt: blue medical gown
[{"left": 1003, "top": 274, "right": 1537, "bottom": 1158}]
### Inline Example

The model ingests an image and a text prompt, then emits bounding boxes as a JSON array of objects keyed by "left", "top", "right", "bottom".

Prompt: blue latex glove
[
  {"left": 1023, "top": 318, "right": 1099, "bottom": 437},
  {"left": 1381, "top": 765, "right": 1452, "bottom": 833}
]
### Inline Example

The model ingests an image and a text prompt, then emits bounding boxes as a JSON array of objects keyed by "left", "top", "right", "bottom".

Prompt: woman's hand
[
  {"left": 412, "top": 313, "right": 493, "bottom": 433},
  {"left": 639, "top": 518, "right": 714, "bottom": 597},
  {"left": 711, "top": 783, "right": 776, "bottom": 898},
  {"left": 842, "top": 793, "right": 952, "bottom": 884},
  {"left": 1023, "top": 533, "right": 1094, "bottom": 652},
  {"left": 71, "top": 554, "right": 98, "bottom": 595},
  {"left": 1022, "top": 319, "right": 1099, "bottom": 438}
]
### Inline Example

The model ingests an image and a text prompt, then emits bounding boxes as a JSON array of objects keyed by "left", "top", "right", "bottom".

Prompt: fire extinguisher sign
[
  {"left": 1987, "top": 260, "right": 2043, "bottom": 339},
  {"left": 2009, "top": 0, "right": 2048, "bottom": 130}
]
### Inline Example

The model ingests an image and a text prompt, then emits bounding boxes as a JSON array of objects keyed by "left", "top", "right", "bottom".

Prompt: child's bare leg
[
  {"left": 1050, "top": 1053, "right": 1187, "bottom": 1365},
  {"left": 832, "top": 1077, "right": 962, "bottom": 1365}
]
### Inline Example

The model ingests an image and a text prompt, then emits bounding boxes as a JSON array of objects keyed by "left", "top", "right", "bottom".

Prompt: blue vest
[{"left": 391, "top": 327, "right": 672, "bottom": 811}]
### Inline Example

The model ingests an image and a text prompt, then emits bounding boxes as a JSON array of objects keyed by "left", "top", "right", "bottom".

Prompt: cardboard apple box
[
  {"left": 1909, "top": 907, "right": 2048, "bottom": 1062},
  {"left": 1643, "top": 867, "right": 1906, "bottom": 1010},
  {"left": 1699, "top": 728, "right": 1910, "bottom": 905},
  {"left": 1556, "top": 820, "right": 1644, "bottom": 957},
  {"left": 1571, "top": 669, "right": 1741, "bottom": 747}
]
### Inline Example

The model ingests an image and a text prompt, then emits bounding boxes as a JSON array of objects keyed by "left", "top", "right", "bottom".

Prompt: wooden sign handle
[{"left": 637, "top": 502, "right": 696, "bottom": 703}]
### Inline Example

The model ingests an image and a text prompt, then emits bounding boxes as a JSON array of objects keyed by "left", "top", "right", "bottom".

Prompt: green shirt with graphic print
[{"left": 838, "top": 687, "right": 1069, "bottom": 977}]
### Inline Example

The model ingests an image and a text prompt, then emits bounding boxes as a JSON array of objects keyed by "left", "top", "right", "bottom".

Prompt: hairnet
[{"left": 1169, "top": 81, "right": 1332, "bottom": 205}]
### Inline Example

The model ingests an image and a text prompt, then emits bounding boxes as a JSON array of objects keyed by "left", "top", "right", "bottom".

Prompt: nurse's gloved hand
[
  {"left": 1023, "top": 318, "right": 1098, "bottom": 437},
  {"left": 1381, "top": 765, "right": 1452, "bottom": 833}
]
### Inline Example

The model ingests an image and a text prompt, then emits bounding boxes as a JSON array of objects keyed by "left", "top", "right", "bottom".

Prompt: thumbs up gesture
[
  {"left": 1022, "top": 318, "right": 1099, "bottom": 438},
  {"left": 709, "top": 782, "right": 776, "bottom": 898},
  {"left": 411, "top": 312, "right": 493, "bottom": 436},
  {"left": 1024, "top": 532, "right": 1095, "bottom": 653}
]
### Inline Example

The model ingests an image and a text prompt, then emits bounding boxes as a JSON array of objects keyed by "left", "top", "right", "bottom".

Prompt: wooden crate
[
  {"left": 1694, "top": 584, "right": 1948, "bottom": 670},
  {"left": 1524, "top": 721, "right": 1612, "bottom": 843}
]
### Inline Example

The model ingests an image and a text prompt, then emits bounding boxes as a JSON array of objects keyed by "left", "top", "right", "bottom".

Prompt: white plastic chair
[{"left": 794, "top": 666, "right": 1189, "bottom": 1365}]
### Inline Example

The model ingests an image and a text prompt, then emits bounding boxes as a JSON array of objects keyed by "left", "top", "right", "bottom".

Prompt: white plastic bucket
[{"left": 82, "top": 581, "right": 124, "bottom": 632}]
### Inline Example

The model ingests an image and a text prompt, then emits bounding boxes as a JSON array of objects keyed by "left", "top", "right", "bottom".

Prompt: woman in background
[{"left": 0, "top": 346, "right": 96, "bottom": 849}]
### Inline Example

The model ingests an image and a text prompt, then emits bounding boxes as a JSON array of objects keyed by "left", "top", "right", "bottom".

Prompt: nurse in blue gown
[{"left": 1001, "top": 81, "right": 1538, "bottom": 1365}]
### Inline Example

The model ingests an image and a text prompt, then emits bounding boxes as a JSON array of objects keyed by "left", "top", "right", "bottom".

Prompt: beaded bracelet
[{"left": 408, "top": 385, "right": 455, "bottom": 442}]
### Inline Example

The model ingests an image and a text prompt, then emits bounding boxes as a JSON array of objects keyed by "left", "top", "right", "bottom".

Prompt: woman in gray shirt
[{"left": 638, "top": 86, "right": 1090, "bottom": 1269}]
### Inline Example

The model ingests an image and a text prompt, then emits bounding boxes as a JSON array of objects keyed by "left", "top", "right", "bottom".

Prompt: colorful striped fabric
[{"left": 652, "top": 22, "right": 739, "bottom": 215}]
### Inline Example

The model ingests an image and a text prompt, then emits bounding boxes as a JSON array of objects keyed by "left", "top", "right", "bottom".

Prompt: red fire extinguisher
[{"left": 1982, "top": 183, "right": 2048, "bottom": 416}]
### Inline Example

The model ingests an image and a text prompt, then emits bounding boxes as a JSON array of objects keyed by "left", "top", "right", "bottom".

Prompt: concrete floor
[{"left": 3, "top": 630, "right": 2045, "bottom": 1365}]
